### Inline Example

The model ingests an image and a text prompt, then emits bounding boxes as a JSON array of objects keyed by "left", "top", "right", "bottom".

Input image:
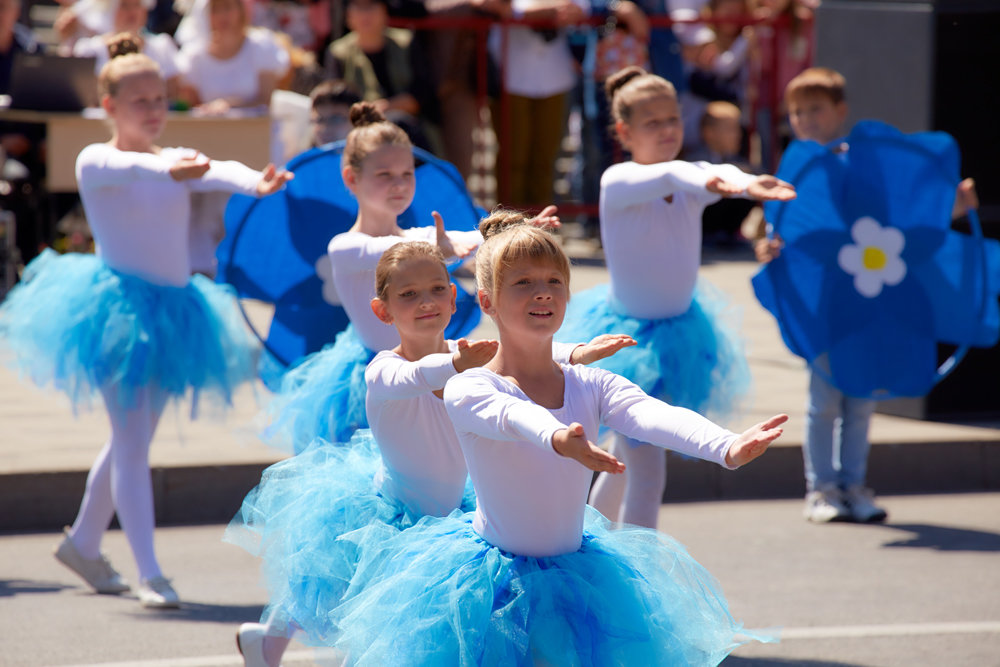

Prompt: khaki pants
[{"left": 492, "top": 92, "right": 567, "bottom": 208}]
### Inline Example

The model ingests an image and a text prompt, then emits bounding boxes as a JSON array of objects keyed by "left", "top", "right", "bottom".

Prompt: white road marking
[
  {"left": 779, "top": 621, "right": 1000, "bottom": 640},
  {"left": 64, "top": 622, "right": 1000, "bottom": 666}
]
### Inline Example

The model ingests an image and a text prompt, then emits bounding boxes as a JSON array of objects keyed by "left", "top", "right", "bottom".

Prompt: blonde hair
[
  {"left": 374, "top": 241, "right": 447, "bottom": 301},
  {"left": 605, "top": 65, "right": 677, "bottom": 126},
  {"left": 344, "top": 101, "right": 412, "bottom": 174},
  {"left": 98, "top": 33, "right": 160, "bottom": 98},
  {"left": 784, "top": 67, "right": 847, "bottom": 106},
  {"left": 475, "top": 221, "right": 570, "bottom": 305}
]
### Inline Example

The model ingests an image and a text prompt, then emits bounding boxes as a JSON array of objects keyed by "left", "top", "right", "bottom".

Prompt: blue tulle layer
[
  {"left": 557, "top": 281, "right": 750, "bottom": 422},
  {"left": 330, "top": 506, "right": 772, "bottom": 666},
  {"left": 0, "top": 250, "right": 257, "bottom": 412},
  {"left": 225, "top": 433, "right": 475, "bottom": 642},
  {"left": 261, "top": 325, "right": 373, "bottom": 452}
]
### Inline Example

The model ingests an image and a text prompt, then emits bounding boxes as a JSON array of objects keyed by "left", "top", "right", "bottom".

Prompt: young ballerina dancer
[
  {"left": 265, "top": 103, "right": 559, "bottom": 452},
  {"left": 558, "top": 65, "right": 796, "bottom": 529},
  {"left": 0, "top": 35, "right": 291, "bottom": 608},
  {"left": 229, "top": 231, "right": 633, "bottom": 666},
  {"left": 325, "top": 224, "right": 788, "bottom": 665}
]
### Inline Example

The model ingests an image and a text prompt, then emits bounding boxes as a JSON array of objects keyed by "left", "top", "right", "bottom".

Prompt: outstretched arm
[{"left": 724, "top": 414, "right": 788, "bottom": 467}]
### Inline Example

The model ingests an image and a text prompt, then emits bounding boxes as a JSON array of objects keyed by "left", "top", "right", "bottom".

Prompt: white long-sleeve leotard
[
  {"left": 599, "top": 160, "right": 756, "bottom": 319},
  {"left": 75, "top": 143, "right": 262, "bottom": 287},
  {"left": 366, "top": 341, "right": 579, "bottom": 518},
  {"left": 327, "top": 227, "right": 483, "bottom": 352},
  {"left": 443, "top": 363, "right": 739, "bottom": 558}
]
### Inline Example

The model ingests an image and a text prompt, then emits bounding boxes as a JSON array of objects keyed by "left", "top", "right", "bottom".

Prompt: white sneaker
[
  {"left": 844, "top": 485, "right": 888, "bottom": 523},
  {"left": 803, "top": 485, "right": 851, "bottom": 523},
  {"left": 237, "top": 623, "right": 272, "bottom": 667},
  {"left": 53, "top": 527, "right": 130, "bottom": 594},
  {"left": 137, "top": 576, "right": 180, "bottom": 609}
]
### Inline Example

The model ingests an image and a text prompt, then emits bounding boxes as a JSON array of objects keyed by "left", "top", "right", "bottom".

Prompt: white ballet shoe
[{"left": 237, "top": 622, "right": 274, "bottom": 667}]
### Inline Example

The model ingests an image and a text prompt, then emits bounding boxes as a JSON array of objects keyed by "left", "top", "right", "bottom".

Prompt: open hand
[
  {"left": 706, "top": 175, "right": 745, "bottom": 197},
  {"left": 747, "top": 175, "right": 796, "bottom": 201},
  {"left": 169, "top": 152, "right": 210, "bottom": 181},
  {"left": 434, "top": 210, "right": 476, "bottom": 260},
  {"left": 256, "top": 163, "right": 294, "bottom": 196},
  {"left": 452, "top": 338, "right": 499, "bottom": 372},
  {"left": 570, "top": 334, "right": 637, "bottom": 365},
  {"left": 552, "top": 423, "right": 626, "bottom": 473},
  {"left": 527, "top": 204, "right": 561, "bottom": 230},
  {"left": 724, "top": 413, "right": 788, "bottom": 467}
]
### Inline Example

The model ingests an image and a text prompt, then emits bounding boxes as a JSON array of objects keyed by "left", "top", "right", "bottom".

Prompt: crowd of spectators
[{"left": 0, "top": 0, "right": 816, "bottom": 266}]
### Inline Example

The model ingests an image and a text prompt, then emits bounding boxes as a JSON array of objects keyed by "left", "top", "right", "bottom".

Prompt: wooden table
[{"left": 0, "top": 109, "right": 272, "bottom": 192}]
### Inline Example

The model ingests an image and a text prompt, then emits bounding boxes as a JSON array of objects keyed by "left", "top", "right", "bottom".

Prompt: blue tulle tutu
[
  {"left": 0, "top": 250, "right": 257, "bottom": 412},
  {"left": 225, "top": 433, "right": 475, "bottom": 642},
  {"left": 261, "top": 325, "right": 373, "bottom": 452},
  {"left": 330, "top": 506, "right": 772, "bottom": 666},
  {"left": 557, "top": 280, "right": 750, "bottom": 422}
]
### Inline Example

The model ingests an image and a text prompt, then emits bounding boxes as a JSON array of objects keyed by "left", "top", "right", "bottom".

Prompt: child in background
[
  {"left": 687, "top": 100, "right": 758, "bottom": 245},
  {"left": 326, "top": 224, "right": 788, "bottom": 665},
  {"left": 755, "top": 67, "right": 876, "bottom": 523},
  {"left": 230, "top": 230, "right": 633, "bottom": 667},
  {"left": 308, "top": 79, "right": 362, "bottom": 147},
  {"left": 559, "top": 65, "right": 794, "bottom": 530},
  {"left": 755, "top": 67, "right": 979, "bottom": 523},
  {"left": 0, "top": 36, "right": 291, "bottom": 608}
]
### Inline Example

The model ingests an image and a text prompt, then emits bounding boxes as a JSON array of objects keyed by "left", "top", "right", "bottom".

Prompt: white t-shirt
[
  {"left": 177, "top": 28, "right": 289, "bottom": 105},
  {"left": 599, "top": 160, "right": 756, "bottom": 319},
  {"left": 366, "top": 341, "right": 581, "bottom": 518},
  {"left": 74, "top": 31, "right": 180, "bottom": 80},
  {"left": 487, "top": 0, "right": 590, "bottom": 97},
  {"left": 444, "top": 363, "right": 738, "bottom": 557},
  {"left": 326, "top": 227, "right": 483, "bottom": 352},
  {"left": 75, "top": 143, "right": 261, "bottom": 286}
]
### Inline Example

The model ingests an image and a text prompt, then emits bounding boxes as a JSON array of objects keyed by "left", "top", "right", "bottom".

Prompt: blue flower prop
[{"left": 753, "top": 120, "right": 1000, "bottom": 398}]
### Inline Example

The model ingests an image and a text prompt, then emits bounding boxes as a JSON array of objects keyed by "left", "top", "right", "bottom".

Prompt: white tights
[
  {"left": 588, "top": 434, "right": 666, "bottom": 529},
  {"left": 68, "top": 385, "right": 168, "bottom": 581}
]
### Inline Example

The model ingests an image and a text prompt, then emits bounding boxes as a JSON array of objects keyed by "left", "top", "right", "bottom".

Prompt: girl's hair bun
[
  {"left": 349, "top": 101, "right": 387, "bottom": 128},
  {"left": 105, "top": 32, "right": 144, "bottom": 60},
  {"left": 604, "top": 65, "right": 646, "bottom": 102},
  {"left": 478, "top": 207, "right": 529, "bottom": 239}
]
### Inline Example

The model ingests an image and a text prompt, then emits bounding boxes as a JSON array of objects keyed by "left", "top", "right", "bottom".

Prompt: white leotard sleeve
[
  {"left": 444, "top": 372, "right": 565, "bottom": 452},
  {"left": 592, "top": 366, "right": 738, "bottom": 468},
  {"left": 365, "top": 350, "right": 457, "bottom": 403}
]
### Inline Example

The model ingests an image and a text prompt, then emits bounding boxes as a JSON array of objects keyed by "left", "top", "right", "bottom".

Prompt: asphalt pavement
[{"left": 2, "top": 493, "right": 999, "bottom": 666}]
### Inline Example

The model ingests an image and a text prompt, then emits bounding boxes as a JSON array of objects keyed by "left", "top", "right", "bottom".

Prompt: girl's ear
[
  {"left": 614, "top": 119, "right": 630, "bottom": 151},
  {"left": 101, "top": 94, "right": 114, "bottom": 116},
  {"left": 478, "top": 288, "right": 495, "bottom": 316},
  {"left": 449, "top": 283, "right": 457, "bottom": 314},
  {"left": 343, "top": 165, "right": 357, "bottom": 193},
  {"left": 371, "top": 297, "right": 392, "bottom": 324}
]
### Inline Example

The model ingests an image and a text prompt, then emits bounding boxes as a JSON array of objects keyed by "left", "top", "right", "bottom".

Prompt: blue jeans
[{"left": 804, "top": 366, "right": 876, "bottom": 492}]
